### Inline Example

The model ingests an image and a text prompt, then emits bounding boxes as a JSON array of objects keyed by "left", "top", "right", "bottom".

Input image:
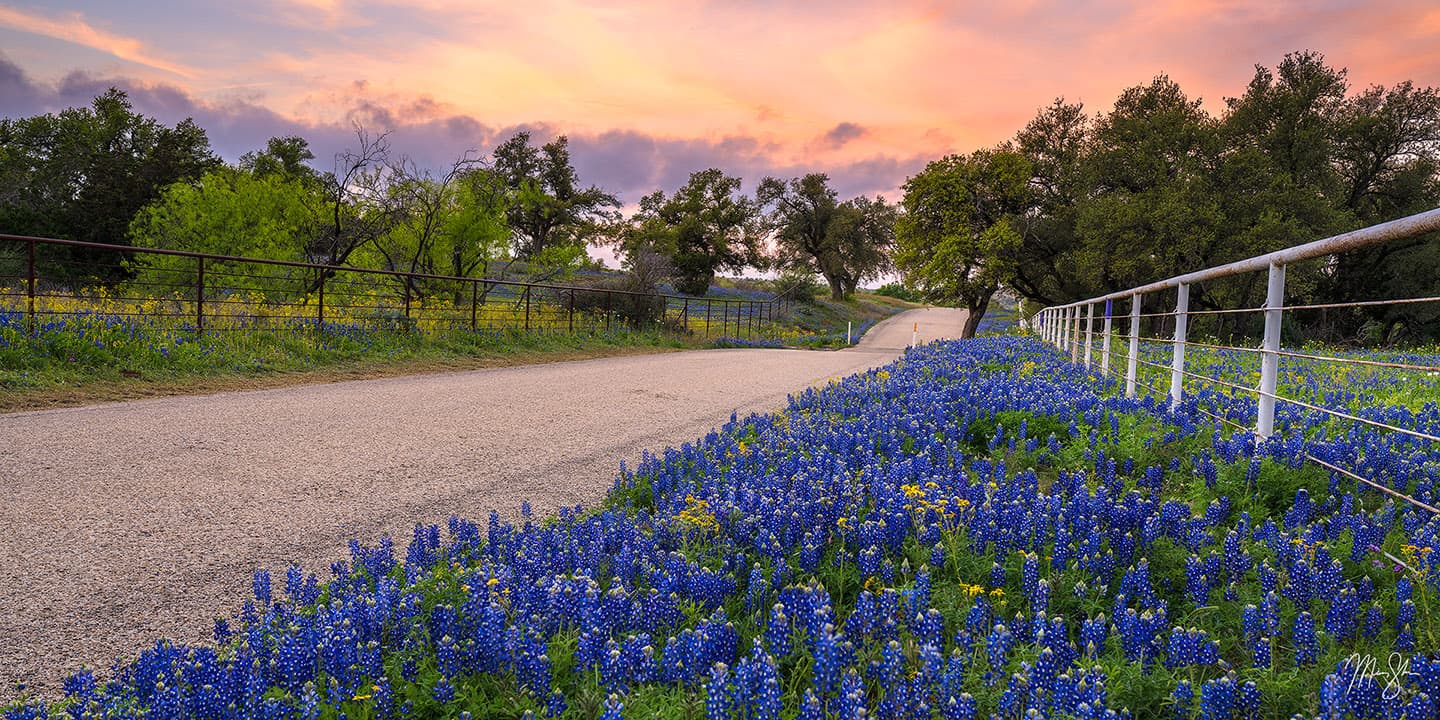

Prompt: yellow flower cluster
[
  {"left": 1289, "top": 537, "right": 1321, "bottom": 564},
  {"left": 9, "top": 283, "right": 732, "bottom": 336},
  {"left": 899, "top": 482, "right": 969, "bottom": 528},
  {"left": 1400, "top": 544, "right": 1434, "bottom": 576},
  {"left": 677, "top": 494, "right": 719, "bottom": 533}
]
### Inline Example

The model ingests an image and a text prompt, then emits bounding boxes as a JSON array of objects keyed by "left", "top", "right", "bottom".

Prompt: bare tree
[
  {"left": 372, "top": 151, "right": 486, "bottom": 304},
  {"left": 300, "top": 124, "right": 403, "bottom": 290}
]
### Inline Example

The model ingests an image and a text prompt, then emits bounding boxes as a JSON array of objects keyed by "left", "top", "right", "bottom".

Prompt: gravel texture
[{"left": 0, "top": 307, "right": 967, "bottom": 698}]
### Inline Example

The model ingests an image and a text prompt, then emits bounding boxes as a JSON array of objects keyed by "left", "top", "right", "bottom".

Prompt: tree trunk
[
  {"left": 961, "top": 294, "right": 992, "bottom": 339},
  {"left": 826, "top": 273, "right": 846, "bottom": 301}
]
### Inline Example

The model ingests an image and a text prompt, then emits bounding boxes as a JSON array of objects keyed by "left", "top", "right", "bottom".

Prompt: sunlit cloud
[
  {"left": 3, "top": 0, "right": 1439, "bottom": 201},
  {"left": 0, "top": 5, "right": 194, "bottom": 79}
]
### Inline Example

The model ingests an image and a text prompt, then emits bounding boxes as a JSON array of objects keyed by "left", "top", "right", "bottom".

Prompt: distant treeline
[
  {"left": 0, "top": 90, "right": 894, "bottom": 307},
  {"left": 893, "top": 51, "right": 1440, "bottom": 344},
  {"left": 3, "top": 50, "right": 1438, "bottom": 343}
]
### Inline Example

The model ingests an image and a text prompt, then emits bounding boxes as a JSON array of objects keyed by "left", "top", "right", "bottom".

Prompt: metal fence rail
[
  {"left": 0, "top": 234, "right": 788, "bottom": 342},
  {"left": 1030, "top": 207, "right": 1440, "bottom": 517}
]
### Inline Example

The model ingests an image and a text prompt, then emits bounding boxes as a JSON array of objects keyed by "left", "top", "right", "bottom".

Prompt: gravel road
[{"left": 0, "top": 307, "right": 967, "bottom": 698}]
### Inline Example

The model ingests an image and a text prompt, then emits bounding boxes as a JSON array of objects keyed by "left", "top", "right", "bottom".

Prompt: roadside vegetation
[
  {"left": 7, "top": 336, "right": 1438, "bottom": 718},
  {"left": 0, "top": 275, "right": 915, "bottom": 412}
]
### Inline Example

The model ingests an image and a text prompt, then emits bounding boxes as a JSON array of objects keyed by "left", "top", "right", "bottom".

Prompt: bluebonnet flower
[
  {"left": 1172, "top": 680, "right": 1193, "bottom": 720},
  {"left": 599, "top": 694, "right": 624, "bottom": 720},
  {"left": 704, "top": 663, "right": 731, "bottom": 720},
  {"left": 431, "top": 676, "right": 455, "bottom": 705},
  {"left": 1293, "top": 611, "right": 1318, "bottom": 666}
]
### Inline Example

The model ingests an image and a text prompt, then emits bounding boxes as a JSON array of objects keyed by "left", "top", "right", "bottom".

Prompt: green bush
[
  {"left": 874, "top": 282, "right": 921, "bottom": 303},
  {"left": 772, "top": 270, "right": 822, "bottom": 305}
]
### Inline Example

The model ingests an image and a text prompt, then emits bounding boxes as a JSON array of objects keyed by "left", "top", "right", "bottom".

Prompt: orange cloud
[
  {"left": 7, "top": 0, "right": 1440, "bottom": 198},
  {"left": 0, "top": 6, "right": 194, "bottom": 79}
]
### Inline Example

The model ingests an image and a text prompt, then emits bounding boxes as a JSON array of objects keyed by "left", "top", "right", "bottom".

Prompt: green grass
[{"left": 0, "top": 288, "right": 912, "bottom": 411}]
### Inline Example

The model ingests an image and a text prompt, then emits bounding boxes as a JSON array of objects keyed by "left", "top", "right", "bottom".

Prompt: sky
[{"left": 2, "top": 0, "right": 1440, "bottom": 205}]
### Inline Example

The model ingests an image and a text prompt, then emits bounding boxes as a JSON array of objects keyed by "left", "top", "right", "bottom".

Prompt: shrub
[
  {"left": 772, "top": 270, "right": 822, "bottom": 305},
  {"left": 874, "top": 281, "right": 921, "bottom": 303}
]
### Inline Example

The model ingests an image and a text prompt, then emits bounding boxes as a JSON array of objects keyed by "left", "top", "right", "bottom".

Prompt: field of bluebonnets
[{"left": 7, "top": 331, "right": 1440, "bottom": 720}]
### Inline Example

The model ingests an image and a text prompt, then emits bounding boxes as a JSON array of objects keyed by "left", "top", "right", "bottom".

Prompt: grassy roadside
[
  {"left": 780, "top": 291, "right": 924, "bottom": 347},
  {"left": 1, "top": 292, "right": 922, "bottom": 413},
  {"left": 0, "top": 328, "right": 697, "bottom": 414}
]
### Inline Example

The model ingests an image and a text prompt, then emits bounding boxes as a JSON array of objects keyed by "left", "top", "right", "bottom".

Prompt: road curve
[{"left": 0, "top": 307, "right": 967, "bottom": 696}]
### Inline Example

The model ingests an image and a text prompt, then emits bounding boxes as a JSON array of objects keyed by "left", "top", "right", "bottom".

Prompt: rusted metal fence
[{"left": 0, "top": 235, "right": 787, "bottom": 341}]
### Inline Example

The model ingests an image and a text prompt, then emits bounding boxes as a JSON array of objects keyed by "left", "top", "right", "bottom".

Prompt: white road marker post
[
  {"left": 911, "top": 322, "right": 917, "bottom": 348},
  {"left": 847, "top": 321, "right": 852, "bottom": 345}
]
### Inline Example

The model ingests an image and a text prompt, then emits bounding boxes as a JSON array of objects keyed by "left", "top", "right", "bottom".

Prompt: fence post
[
  {"left": 195, "top": 256, "right": 205, "bottom": 336},
  {"left": 1169, "top": 283, "right": 1190, "bottom": 409},
  {"left": 524, "top": 288, "right": 531, "bottom": 332},
  {"left": 605, "top": 291, "right": 612, "bottom": 331},
  {"left": 1084, "top": 302, "right": 1095, "bottom": 369},
  {"left": 1127, "top": 294, "right": 1141, "bottom": 399},
  {"left": 1256, "top": 262, "right": 1286, "bottom": 438},
  {"left": 26, "top": 238, "right": 36, "bottom": 335},
  {"left": 1070, "top": 307, "right": 1082, "bottom": 363},
  {"left": 1101, "top": 299, "right": 1113, "bottom": 377},
  {"left": 471, "top": 280, "right": 478, "bottom": 331},
  {"left": 682, "top": 298, "right": 689, "bottom": 332},
  {"left": 705, "top": 299, "right": 712, "bottom": 338},
  {"left": 568, "top": 289, "right": 575, "bottom": 334},
  {"left": 317, "top": 271, "right": 325, "bottom": 331},
  {"left": 1065, "top": 307, "right": 1075, "bottom": 355}
]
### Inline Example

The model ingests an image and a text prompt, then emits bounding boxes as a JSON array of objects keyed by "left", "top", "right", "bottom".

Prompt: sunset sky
[{"left": 3, "top": 0, "right": 1439, "bottom": 203}]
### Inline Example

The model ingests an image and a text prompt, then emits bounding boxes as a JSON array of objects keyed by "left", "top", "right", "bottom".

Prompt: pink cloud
[{"left": 0, "top": 5, "right": 194, "bottom": 79}]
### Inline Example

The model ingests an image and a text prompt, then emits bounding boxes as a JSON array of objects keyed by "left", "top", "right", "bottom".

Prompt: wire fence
[
  {"left": 0, "top": 235, "right": 789, "bottom": 343},
  {"left": 1030, "top": 207, "right": 1440, "bottom": 522}
]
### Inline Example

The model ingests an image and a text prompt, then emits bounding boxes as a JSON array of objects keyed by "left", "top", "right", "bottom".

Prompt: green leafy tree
[
  {"left": 127, "top": 166, "right": 318, "bottom": 297},
  {"left": 618, "top": 168, "right": 762, "bottom": 296},
  {"left": 491, "top": 131, "right": 619, "bottom": 262},
  {"left": 1010, "top": 98, "right": 1090, "bottom": 306},
  {"left": 1004, "top": 51, "right": 1440, "bottom": 343},
  {"left": 0, "top": 88, "right": 218, "bottom": 282},
  {"left": 239, "top": 135, "right": 320, "bottom": 185},
  {"left": 1074, "top": 75, "right": 1225, "bottom": 300},
  {"left": 1324, "top": 78, "right": 1440, "bottom": 340},
  {"left": 894, "top": 148, "right": 1031, "bottom": 338},
  {"left": 365, "top": 157, "right": 509, "bottom": 305},
  {"left": 757, "top": 173, "right": 895, "bottom": 300},
  {"left": 827, "top": 195, "right": 896, "bottom": 297}
]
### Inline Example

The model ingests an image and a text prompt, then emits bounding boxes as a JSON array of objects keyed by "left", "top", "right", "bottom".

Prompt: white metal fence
[{"left": 1031, "top": 207, "right": 1440, "bottom": 517}]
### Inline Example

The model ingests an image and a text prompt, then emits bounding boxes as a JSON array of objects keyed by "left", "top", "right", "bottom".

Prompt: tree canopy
[
  {"left": 0, "top": 88, "right": 218, "bottom": 281},
  {"left": 616, "top": 168, "right": 763, "bottom": 296},
  {"left": 1004, "top": 51, "right": 1440, "bottom": 342},
  {"left": 757, "top": 173, "right": 895, "bottom": 300},
  {"left": 491, "top": 131, "right": 619, "bottom": 262},
  {"left": 894, "top": 148, "right": 1031, "bottom": 338}
]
